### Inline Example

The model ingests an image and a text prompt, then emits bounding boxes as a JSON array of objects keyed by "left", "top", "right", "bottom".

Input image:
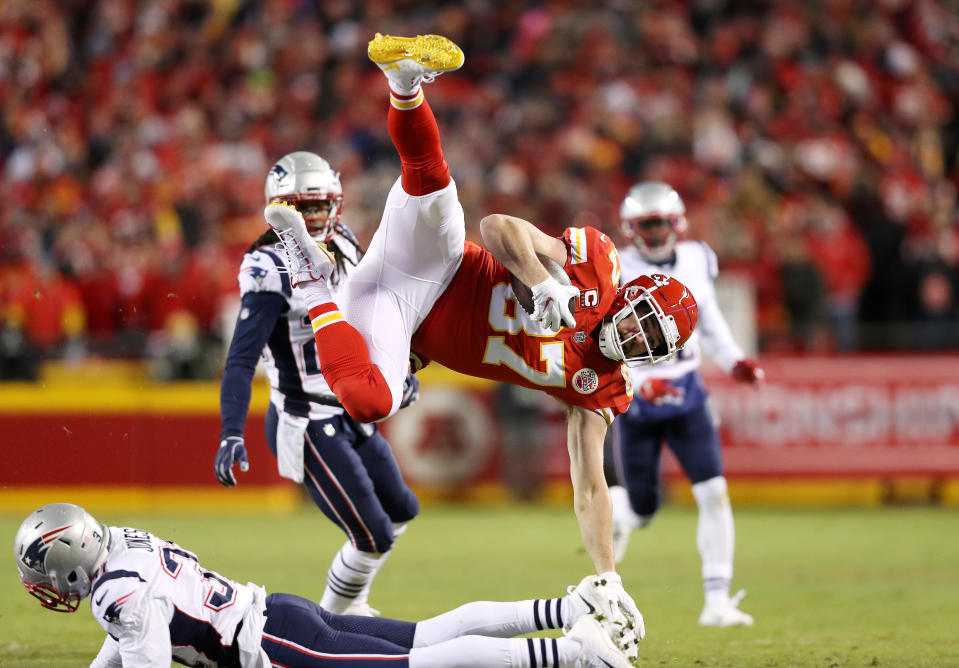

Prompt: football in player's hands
[{"left": 510, "top": 254, "right": 576, "bottom": 316}]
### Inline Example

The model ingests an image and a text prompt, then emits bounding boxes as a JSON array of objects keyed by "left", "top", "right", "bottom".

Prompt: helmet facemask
[
  {"left": 621, "top": 214, "right": 684, "bottom": 262},
  {"left": 598, "top": 287, "right": 681, "bottom": 364},
  {"left": 619, "top": 181, "right": 688, "bottom": 262},
  {"left": 271, "top": 194, "right": 343, "bottom": 242},
  {"left": 264, "top": 151, "right": 344, "bottom": 243}
]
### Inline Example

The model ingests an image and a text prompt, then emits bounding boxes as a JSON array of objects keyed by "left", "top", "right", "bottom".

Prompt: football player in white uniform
[
  {"left": 215, "top": 152, "right": 421, "bottom": 616},
  {"left": 14, "top": 502, "right": 638, "bottom": 668},
  {"left": 611, "top": 181, "right": 765, "bottom": 627}
]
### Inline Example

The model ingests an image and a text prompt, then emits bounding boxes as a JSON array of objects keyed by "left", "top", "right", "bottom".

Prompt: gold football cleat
[{"left": 367, "top": 33, "right": 464, "bottom": 73}]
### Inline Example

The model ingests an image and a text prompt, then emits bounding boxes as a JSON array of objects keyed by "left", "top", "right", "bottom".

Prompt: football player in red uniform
[{"left": 258, "top": 33, "right": 698, "bottom": 644}]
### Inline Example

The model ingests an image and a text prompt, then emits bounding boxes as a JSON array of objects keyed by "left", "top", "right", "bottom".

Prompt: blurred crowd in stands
[{"left": 1, "top": 0, "right": 957, "bottom": 380}]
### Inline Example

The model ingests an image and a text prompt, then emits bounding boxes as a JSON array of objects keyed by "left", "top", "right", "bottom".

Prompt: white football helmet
[
  {"left": 14, "top": 503, "right": 111, "bottom": 612},
  {"left": 620, "top": 181, "right": 688, "bottom": 261},
  {"left": 265, "top": 151, "right": 344, "bottom": 242}
]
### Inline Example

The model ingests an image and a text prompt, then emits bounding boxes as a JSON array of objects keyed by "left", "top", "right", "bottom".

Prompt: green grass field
[{"left": 1, "top": 504, "right": 957, "bottom": 667}]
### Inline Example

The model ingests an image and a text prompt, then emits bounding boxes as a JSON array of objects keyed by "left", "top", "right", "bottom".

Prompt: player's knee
[
  {"left": 628, "top": 488, "right": 660, "bottom": 518},
  {"left": 392, "top": 489, "right": 420, "bottom": 522},
  {"left": 367, "top": 518, "right": 399, "bottom": 554},
  {"left": 692, "top": 475, "right": 728, "bottom": 508},
  {"left": 333, "top": 374, "right": 396, "bottom": 423},
  {"left": 341, "top": 395, "right": 393, "bottom": 423}
]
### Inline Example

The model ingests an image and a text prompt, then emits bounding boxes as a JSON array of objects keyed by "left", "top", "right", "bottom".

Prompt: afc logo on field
[{"left": 580, "top": 289, "right": 599, "bottom": 308}]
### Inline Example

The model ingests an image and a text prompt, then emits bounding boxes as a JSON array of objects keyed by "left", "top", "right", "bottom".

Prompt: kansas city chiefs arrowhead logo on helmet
[{"left": 648, "top": 273, "right": 671, "bottom": 288}]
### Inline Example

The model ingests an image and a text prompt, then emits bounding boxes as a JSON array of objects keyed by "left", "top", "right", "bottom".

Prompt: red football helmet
[{"left": 598, "top": 273, "right": 698, "bottom": 365}]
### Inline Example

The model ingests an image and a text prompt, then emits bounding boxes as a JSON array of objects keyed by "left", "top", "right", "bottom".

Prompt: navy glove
[
  {"left": 400, "top": 372, "right": 420, "bottom": 409},
  {"left": 214, "top": 435, "right": 249, "bottom": 487}
]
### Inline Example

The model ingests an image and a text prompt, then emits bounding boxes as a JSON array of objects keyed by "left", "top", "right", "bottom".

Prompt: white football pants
[{"left": 340, "top": 177, "right": 465, "bottom": 417}]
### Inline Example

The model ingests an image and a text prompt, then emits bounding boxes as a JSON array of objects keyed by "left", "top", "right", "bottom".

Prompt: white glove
[
  {"left": 530, "top": 276, "right": 578, "bottom": 332},
  {"left": 600, "top": 571, "right": 646, "bottom": 644}
]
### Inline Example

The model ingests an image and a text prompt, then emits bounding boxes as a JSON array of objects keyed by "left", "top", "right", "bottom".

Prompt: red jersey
[{"left": 412, "top": 227, "right": 634, "bottom": 421}]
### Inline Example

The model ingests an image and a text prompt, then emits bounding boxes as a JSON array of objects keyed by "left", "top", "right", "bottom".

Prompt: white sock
[
  {"left": 302, "top": 279, "right": 334, "bottom": 309},
  {"left": 692, "top": 476, "right": 735, "bottom": 600},
  {"left": 409, "top": 635, "right": 578, "bottom": 668},
  {"left": 414, "top": 598, "right": 568, "bottom": 648},
  {"left": 350, "top": 522, "right": 407, "bottom": 607},
  {"left": 320, "top": 523, "right": 408, "bottom": 612},
  {"left": 610, "top": 485, "right": 639, "bottom": 528},
  {"left": 320, "top": 542, "right": 385, "bottom": 613}
]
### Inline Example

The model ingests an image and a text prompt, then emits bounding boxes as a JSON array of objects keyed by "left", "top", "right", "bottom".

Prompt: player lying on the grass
[
  {"left": 253, "top": 33, "right": 698, "bottom": 641},
  {"left": 14, "top": 502, "right": 639, "bottom": 668}
]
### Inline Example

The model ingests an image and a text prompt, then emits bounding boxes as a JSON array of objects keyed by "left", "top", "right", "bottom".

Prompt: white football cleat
[
  {"left": 568, "top": 615, "right": 633, "bottom": 668},
  {"left": 564, "top": 575, "right": 640, "bottom": 662},
  {"left": 698, "top": 590, "right": 754, "bottom": 627},
  {"left": 264, "top": 203, "right": 335, "bottom": 287},
  {"left": 342, "top": 601, "right": 381, "bottom": 617},
  {"left": 367, "top": 33, "right": 464, "bottom": 90},
  {"left": 564, "top": 575, "right": 612, "bottom": 630}
]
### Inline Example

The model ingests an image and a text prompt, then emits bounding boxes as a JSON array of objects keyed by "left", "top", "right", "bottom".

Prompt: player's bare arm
[
  {"left": 480, "top": 214, "right": 567, "bottom": 287},
  {"left": 561, "top": 400, "right": 617, "bottom": 574},
  {"left": 481, "top": 214, "right": 578, "bottom": 331}
]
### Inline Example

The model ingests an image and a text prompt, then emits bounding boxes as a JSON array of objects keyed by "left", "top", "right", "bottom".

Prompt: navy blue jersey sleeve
[{"left": 219, "top": 291, "right": 288, "bottom": 437}]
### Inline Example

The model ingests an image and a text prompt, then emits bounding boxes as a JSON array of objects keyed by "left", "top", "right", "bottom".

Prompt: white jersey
[
  {"left": 237, "top": 234, "right": 360, "bottom": 421},
  {"left": 618, "top": 240, "right": 744, "bottom": 386},
  {"left": 89, "top": 527, "right": 269, "bottom": 668}
]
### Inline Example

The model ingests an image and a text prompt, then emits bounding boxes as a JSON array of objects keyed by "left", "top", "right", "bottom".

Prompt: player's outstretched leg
[
  {"left": 407, "top": 615, "right": 632, "bottom": 668},
  {"left": 265, "top": 203, "right": 394, "bottom": 423},
  {"left": 368, "top": 32, "right": 462, "bottom": 196}
]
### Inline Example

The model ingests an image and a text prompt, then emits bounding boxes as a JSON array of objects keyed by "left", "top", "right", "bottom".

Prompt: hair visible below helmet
[
  {"left": 13, "top": 503, "right": 111, "bottom": 613},
  {"left": 265, "top": 151, "right": 344, "bottom": 242},
  {"left": 619, "top": 181, "right": 687, "bottom": 261},
  {"left": 598, "top": 273, "right": 698, "bottom": 365}
]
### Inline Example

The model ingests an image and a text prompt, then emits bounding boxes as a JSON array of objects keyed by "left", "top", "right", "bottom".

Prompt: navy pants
[
  {"left": 261, "top": 593, "right": 415, "bottom": 666},
  {"left": 612, "top": 400, "right": 722, "bottom": 516},
  {"left": 266, "top": 405, "right": 419, "bottom": 553}
]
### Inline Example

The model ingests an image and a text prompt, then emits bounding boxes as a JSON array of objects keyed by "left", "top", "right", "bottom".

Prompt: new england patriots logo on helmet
[
  {"left": 21, "top": 536, "right": 52, "bottom": 573},
  {"left": 269, "top": 164, "right": 291, "bottom": 189},
  {"left": 19, "top": 524, "right": 72, "bottom": 574}
]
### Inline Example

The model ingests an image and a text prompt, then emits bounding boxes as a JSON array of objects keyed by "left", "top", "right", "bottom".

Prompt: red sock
[
  {"left": 388, "top": 98, "right": 451, "bottom": 196},
  {"left": 308, "top": 304, "right": 393, "bottom": 422}
]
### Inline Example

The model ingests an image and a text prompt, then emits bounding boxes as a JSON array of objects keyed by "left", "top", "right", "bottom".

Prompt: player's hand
[
  {"left": 530, "top": 276, "right": 578, "bottom": 331},
  {"left": 600, "top": 571, "right": 646, "bottom": 643},
  {"left": 639, "top": 378, "right": 680, "bottom": 405},
  {"left": 399, "top": 372, "right": 420, "bottom": 409},
  {"left": 214, "top": 435, "right": 249, "bottom": 487},
  {"left": 731, "top": 358, "right": 765, "bottom": 387}
]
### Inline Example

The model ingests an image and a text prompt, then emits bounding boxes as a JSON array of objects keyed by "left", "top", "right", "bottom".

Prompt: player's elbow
[{"left": 479, "top": 214, "right": 509, "bottom": 252}]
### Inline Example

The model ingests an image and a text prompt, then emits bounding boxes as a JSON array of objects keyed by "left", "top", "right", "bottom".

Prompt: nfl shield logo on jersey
[{"left": 572, "top": 368, "right": 599, "bottom": 394}]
